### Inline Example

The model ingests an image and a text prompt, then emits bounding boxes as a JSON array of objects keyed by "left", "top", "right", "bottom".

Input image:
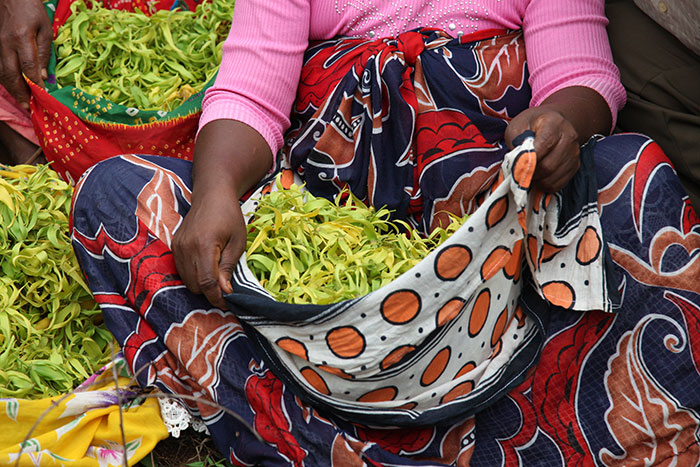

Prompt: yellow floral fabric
[{"left": 0, "top": 359, "right": 168, "bottom": 466}]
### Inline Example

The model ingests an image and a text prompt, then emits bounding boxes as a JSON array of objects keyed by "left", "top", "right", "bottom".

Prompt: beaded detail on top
[{"left": 335, "top": 0, "right": 492, "bottom": 39}]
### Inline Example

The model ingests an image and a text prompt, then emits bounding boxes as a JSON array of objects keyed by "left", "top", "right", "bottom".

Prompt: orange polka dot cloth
[
  {"left": 226, "top": 131, "right": 618, "bottom": 427},
  {"left": 27, "top": 0, "right": 206, "bottom": 184}
]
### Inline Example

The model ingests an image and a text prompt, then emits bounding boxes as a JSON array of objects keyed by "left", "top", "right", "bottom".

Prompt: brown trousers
[{"left": 606, "top": 0, "right": 700, "bottom": 210}]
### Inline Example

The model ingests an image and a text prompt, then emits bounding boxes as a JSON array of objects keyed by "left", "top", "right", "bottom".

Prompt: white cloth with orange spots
[{"left": 226, "top": 134, "right": 616, "bottom": 426}]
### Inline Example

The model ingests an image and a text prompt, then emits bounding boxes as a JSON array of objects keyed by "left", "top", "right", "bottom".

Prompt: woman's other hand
[
  {"left": 172, "top": 186, "right": 245, "bottom": 310},
  {"left": 504, "top": 86, "right": 613, "bottom": 193},
  {"left": 0, "top": 0, "right": 52, "bottom": 109},
  {"left": 172, "top": 120, "right": 272, "bottom": 309},
  {"left": 505, "top": 107, "right": 580, "bottom": 193}
]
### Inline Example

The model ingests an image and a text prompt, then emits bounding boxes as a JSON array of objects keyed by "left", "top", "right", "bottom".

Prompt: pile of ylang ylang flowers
[
  {"left": 0, "top": 164, "right": 113, "bottom": 399},
  {"left": 53, "top": 0, "right": 235, "bottom": 111},
  {"left": 245, "top": 179, "right": 467, "bottom": 305},
  {"left": 0, "top": 170, "right": 464, "bottom": 397}
]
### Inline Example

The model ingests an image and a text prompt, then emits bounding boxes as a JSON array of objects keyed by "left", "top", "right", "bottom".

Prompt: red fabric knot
[{"left": 397, "top": 31, "right": 426, "bottom": 67}]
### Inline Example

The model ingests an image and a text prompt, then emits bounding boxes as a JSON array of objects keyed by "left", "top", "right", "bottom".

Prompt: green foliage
[
  {"left": 245, "top": 178, "right": 466, "bottom": 304},
  {"left": 53, "top": 0, "right": 235, "bottom": 110},
  {"left": 0, "top": 164, "right": 113, "bottom": 398}
]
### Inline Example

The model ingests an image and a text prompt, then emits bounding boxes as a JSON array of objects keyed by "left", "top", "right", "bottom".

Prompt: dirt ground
[{"left": 139, "top": 429, "right": 233, "bottom": 467}]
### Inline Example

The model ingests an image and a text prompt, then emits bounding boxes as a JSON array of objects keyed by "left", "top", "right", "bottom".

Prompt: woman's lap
[{"left": 71, "top": 129, "right": 700, "bottom": 465}]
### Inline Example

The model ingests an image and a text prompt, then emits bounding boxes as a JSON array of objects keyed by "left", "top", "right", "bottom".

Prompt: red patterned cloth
[{"left": 28, "top": 0, "right": 207, "bottom": 183}]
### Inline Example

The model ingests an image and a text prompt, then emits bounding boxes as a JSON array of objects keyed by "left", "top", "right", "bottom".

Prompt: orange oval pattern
[
  {"left": 437, "top": 298, "right": 466, "bottom": 327},
  {"left": 491, "top": 339, "right": 503, "bottom": 358},
  {"left": 504, "top": 240, "right": 522, "bottom": 280},
  {"left": 541, "top": 281, "right": 575, "bottom": 309},
  {"left": 421, "top": 347, "right": 451, "bottom": 386},
  {"left": 435, "top": 245, "right": 472, "bottom": 281},
  {"left": 491, "top": 170, "right": 505, "bottom": 192},
  {"left": 301, "top": 367, "right": 330, "bottom": 395},
  {"left": 276, "top": 337, "right": 309, "bottom": 361},
  {"left": 381, "top": 290, "right": 421, "bottom": 324},
  {"left": 486, "top": 196, "right": 508, "bottom": 229},
  {"left": 357, "top": 386, "right": 398, "bottom": 403},
  {"left": 318, "top": 364, "right": 353, "bottom": 379},
  {"left": 514, "top": 305, "right": 526, "bottom": 328},
  {"left": 326, "top": 326, "right": 366, "bottom": 359},
  {"left": 469, "top": 289, "right": 491, "bottom": 337},
  {"left": 396, "top": 402, "right": 418, "bottom": 410},
  {"left": 441, "top": 381, "right": 474, "bottom": 404},
  {"left": 455, "top": 361, "right": 476, "bottom": 379},
  {"left": 381, "top": 345, "right": 417, "bottom": 370},
  {"left": 512, "top": 151, "right": 536, "bottom": 188},
  {"left": 532, "top": 191, "right": 544, "bottom": 214},
  {"left": 280, "top": 168, "right": 295, "bottom": 189},
  {"left": 576, "top": 226, "right": 602, "bottom": 265},
  {"left": 541, "top": 241, "right": 563, "bottom": 264},
  {"left": 481, "top": 246, "right": 510, "bottom": 281},
  {"left": 491, "top": 306, "right": 508, "bottom": 347}
]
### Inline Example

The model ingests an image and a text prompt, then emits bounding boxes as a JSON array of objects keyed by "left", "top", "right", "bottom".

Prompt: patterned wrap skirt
[{"left": 70, "top": 29, "right": 700, "bottom": 466}]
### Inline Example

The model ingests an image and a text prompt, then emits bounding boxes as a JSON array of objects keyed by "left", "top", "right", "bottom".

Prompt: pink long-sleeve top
[{"left": 200, "top": 0, "right": 626, "bottom": 156}]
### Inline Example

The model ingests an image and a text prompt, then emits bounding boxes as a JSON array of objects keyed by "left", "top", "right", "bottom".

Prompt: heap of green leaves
[
  {"left": 0, "top": 164, "right": 113, "bottom": 399},
  {"left": 53, "top": 0, "right": 235, "bottom": 111},
  {"left": 245, "top": 180, "right": 465, "bottom": 305}
]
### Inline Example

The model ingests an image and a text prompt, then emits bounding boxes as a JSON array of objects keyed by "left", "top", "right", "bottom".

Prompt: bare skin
[
  {"left": 172, "top": 85, "right": 612, "bottom": 308},
  {"left": 504, "top": 86, "right": 612, "bottom": 193},
  {"left": 0, "top": 121, "right": 39, "bottom": 165},
  {"left": 0, "top": 0, "right": 51, "bottom": 164},
  {"left": 0, "top": 0, "right": 51, "bottom": 110},
  {"left": 172, "top": 120, "right": 272, "bottom": 309}
]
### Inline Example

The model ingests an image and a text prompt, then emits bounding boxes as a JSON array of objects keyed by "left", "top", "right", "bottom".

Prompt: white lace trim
[{"left": 158, "top": 397, "right": 209, "bottom": 438}]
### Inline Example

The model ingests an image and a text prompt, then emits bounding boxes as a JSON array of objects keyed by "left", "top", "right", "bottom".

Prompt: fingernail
[
  {"left": 41, "top": 69, "right": 47, "bottom": 80},
  {"left": 21, "top": 102, "right": 29, "bottom": 110}
]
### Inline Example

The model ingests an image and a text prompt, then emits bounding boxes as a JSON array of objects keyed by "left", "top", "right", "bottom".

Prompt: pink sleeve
[
  {"left": 522, "top": 0, "right": 626, "bottom": 129},
  {"left": 198, "top": 0, "right": 310, "bottom": 157}
]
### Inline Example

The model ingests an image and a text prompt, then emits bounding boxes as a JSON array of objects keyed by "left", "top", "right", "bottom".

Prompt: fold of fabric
[
  {"left": 0, "top": 356, "right": 168, "bottom": 467},
  {"left": 215, "top": 29, "right": 620, "bottom": 426}
]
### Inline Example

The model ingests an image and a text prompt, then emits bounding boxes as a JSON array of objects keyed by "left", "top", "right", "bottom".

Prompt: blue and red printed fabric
[{"left": 70, "top": 29, "right": 700, "bottom": 466}]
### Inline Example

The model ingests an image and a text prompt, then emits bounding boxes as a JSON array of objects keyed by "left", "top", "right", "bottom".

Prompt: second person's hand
[{"left": 0, "top": 0, "right": 52, "bottom": 108}]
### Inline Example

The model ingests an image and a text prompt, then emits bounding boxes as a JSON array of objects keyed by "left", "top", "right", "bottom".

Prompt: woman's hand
[
  {"left": 0, "top": 0, "right": 52, "bottom": 109},
  {"left": 505, "top": 107, "right": 580, "bottom": 193},
  {"left": 172, "top": 119, "right": 273, "bottom": 308},
  {"left": 172, "top": 188, "right": 245, "bottom": 309},
  {"left": 504, "top": 86, "right": 613, "bottom": 193}
]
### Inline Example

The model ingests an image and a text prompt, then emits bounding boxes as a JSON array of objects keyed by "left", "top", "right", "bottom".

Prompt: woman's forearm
[
  {"left": 191, "top": 119, "right": 273, "bottom": 203},
  {"left": 536, "top": 86, "right": 613, "bottom": 143}
]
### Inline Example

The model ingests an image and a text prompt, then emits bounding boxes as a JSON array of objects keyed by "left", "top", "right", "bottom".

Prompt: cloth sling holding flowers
[{"left": 223, "top": 29, "right": 619, "bottom": 427}]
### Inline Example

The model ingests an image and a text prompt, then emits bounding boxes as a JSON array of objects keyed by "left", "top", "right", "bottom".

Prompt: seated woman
[{"left": 70, "top": 0, "right": 700, "bottom": 465}]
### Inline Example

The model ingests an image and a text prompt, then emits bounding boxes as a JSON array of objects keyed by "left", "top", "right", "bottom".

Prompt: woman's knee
[
  {"left": 592, "top": 133, "right": 669, "bottom": 187},
  {"left": 71, "top": 155, "right": 145, "bottom": 235}
]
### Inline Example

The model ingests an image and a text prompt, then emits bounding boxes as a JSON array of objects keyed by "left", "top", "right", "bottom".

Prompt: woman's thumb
[{"left": 218, "top": 240, "right": 244, "bottom": 294}]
